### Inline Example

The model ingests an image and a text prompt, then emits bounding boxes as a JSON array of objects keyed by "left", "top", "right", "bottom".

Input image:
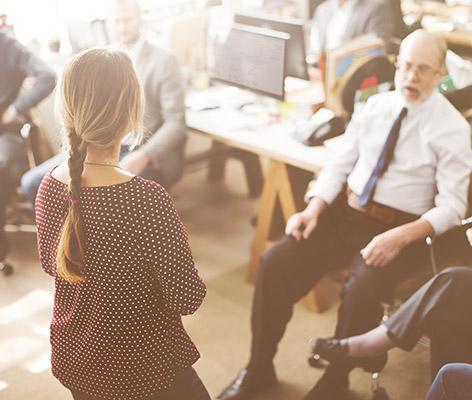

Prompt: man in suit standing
[
  {"left": 309, "top": 0, "right": 395, "bottom": 60},
  {"left": 217, "top": 30, "right": 472, "bottom": 400},
  {"left": 0, "top": 29, "right": 56, "bottom": 263},
  {"left": 21, "top": 0, "right": 187, "bottom": 202}
]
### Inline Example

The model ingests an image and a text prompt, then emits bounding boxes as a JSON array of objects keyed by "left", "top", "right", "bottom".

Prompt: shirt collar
[{"left": 396, "top": 89, "right": 438, "bottom": 115}]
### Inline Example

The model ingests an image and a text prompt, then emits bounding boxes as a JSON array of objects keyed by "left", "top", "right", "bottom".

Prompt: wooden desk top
[{"left": 187, "top": 108, "right": 334, "bottom": 172}]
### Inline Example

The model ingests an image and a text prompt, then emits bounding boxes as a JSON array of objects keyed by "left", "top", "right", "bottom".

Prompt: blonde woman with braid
[{"left": 35, "top": 48, "right": 209, "bottom": 400}]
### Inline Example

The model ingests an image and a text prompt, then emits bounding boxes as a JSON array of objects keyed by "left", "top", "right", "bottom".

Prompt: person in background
[
  {"left": 0, "top": 29, "right": 56, "bottom": 264},
  {"left": 217, "top": 30, "right": 472, "bottom": 400},
  {"left": 35, "top": 47, "right": 208, "bottom": 400},
  {"left": 21, "top": 0, "right": 187, "bottom": 204},
  {"left": 309, "top": 0, "right": 394, "bottom": 62}
]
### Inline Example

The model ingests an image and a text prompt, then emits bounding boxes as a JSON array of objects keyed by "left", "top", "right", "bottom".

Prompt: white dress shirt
[{"left": 306, "top": 90, "right": 472, "bottom": 236}]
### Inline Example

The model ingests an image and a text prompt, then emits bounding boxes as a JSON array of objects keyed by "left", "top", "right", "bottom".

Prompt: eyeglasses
[{"left": 395, "top": 60, "right": 440, "bottom": 77}]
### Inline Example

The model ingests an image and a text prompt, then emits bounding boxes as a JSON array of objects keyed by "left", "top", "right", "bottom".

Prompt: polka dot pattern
[{"left": 35, "top": 174, "right": 206, "bottom": 400}]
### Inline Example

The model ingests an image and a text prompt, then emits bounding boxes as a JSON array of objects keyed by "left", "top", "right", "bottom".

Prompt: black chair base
[{"left": 371, "top": 387, "right": 389, "bottom": 400}]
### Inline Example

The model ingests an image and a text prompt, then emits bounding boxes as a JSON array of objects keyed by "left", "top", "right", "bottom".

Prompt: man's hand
[
  {"left": 119, "top": 150, "right": 150, "bottom": 175},
  {"left": 360, "top": 229, "right": 406, "bottom": 268},
  {"left": 466, "top": 228, "right": 472, "bottom": 247},
  {"left": 1, "top": 105, "right": 24, "bottom": 125},
  {"left": 285, "top": 197, "right": 327, "bottom": 241},
  {"left": 361, "top": 218, "right": 434, "bottom": 268}
]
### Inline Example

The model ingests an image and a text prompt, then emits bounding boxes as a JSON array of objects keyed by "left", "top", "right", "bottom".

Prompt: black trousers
[
  {"left": 70, "top": 366, "right": 210, "bottom": 400},
  {"left": 0, "top": 129, "right": 28, "bottom": 260},
  {"left": 248, "top": 195, "right": 429, "bottom": 374},
  {"left": 385, "top": 266, "right": 472, "bottom": 379}
]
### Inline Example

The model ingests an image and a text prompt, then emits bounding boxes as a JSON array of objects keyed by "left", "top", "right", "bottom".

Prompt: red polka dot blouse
[{"left": 35, "top": 173, "right": 206, "bottom": 400}]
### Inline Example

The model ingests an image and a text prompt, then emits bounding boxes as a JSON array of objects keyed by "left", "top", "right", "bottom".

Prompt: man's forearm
[
  {"left": 306, "top": 196, "right": 329, "bottom": 218},
  {"left": 389, "top": 218, "right": 435, "bottom": 248}
]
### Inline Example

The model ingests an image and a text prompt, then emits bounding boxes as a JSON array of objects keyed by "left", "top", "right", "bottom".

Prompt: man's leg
[
  {"left": 304, "top": 239, "right": 429, "bottom": 399},
  {"left": 20, "top": 153, "right": 65, "bottom": 206},
  {"left": 0, "top": 133, "right": 29, "bottom": 260},
  {"left": 426, "top": 363, "right": 472, "bottom": 400},
  {"left": 217, "top": 201, "right": 354, "bottom": 400},
  {"left": 139, "top": 151, "right": 184, "bottom": 191},
  {"left": 383, "top": 267, "right": 472, "bottom": 378}
]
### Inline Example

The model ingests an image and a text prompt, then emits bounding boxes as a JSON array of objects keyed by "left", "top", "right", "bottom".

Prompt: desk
[{"left": 187, "top": 90, "right": 337, "bottom": 311}]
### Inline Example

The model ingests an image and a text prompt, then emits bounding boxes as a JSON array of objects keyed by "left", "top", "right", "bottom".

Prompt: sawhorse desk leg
[{"left": 247, "top": 160, "right": 335, "bottom": 313}]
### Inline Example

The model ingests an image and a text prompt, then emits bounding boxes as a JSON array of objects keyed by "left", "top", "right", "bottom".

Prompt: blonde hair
[{"left": 56, "top": 48, "right": 144, "bottom": 283}]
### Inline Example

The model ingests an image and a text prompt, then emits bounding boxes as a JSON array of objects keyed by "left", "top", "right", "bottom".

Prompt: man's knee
[
  {"left": 342, "top": 266, "right": 385, "bottom": 305},
  {"left": 437, "top": 363, "right": 472, "bottom": 396},
  {"left": 437, "top": 266, "right": 472, "bottom": 281},
  {"left": 20, "top": 168, "right": 40, "bottom": 204},
  {"left": 259, "top": 236, "right": 298, "bottom": 278}
]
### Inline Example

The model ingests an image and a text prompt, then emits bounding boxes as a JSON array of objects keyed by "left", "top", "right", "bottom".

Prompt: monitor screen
[
  {"left": 234, "top": 12, "right": 308, "bottom": 80},
  {"left": 208, "top": 24, "right": 288, "bottom": 100}
]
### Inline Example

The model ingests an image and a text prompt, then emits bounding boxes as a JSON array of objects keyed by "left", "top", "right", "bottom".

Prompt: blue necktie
[{"left": 358, "top": 107, "right": 408, "bottom": 207}]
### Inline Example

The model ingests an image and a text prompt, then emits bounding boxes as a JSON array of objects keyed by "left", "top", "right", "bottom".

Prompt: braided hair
[{"left": 56, "top": 130, "right": 88, "bottom": 282}]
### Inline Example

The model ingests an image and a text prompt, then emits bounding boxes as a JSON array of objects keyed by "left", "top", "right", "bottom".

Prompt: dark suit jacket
[
  {"left": 0, "top": 31, "right": 56, "bottom": 125},
  {"left": 313, "top": 0, "right": 394, "bottom": 52}
]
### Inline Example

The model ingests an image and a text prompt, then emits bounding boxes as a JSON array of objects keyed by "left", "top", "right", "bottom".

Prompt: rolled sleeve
[{"left": 422, "top": 122, "right": 472, "bottom": 236}]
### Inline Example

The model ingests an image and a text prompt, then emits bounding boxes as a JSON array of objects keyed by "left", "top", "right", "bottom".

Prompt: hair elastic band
[{"left": 70, "top": 198, "right": 80, "bottom": 207}]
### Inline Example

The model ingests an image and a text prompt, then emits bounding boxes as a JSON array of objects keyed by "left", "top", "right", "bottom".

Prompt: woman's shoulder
[{"left": 132, "top": 176, "right": 172, "bottom": 203}]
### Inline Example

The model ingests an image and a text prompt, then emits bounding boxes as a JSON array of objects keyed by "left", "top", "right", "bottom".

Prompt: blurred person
[
  {"left": 35, "top": 48, "right": 208, "bottom": 400},
  {"left": 0, "top": 30, "right": 56, "bottom": 262},
  {"left": 21, "top": 0, "right": 187, "bottom": 204},
  {"left": 309, "top": 0, "right": 394, "bottom": 62},
  {"left": 217, "top": 30, "right": 472, "bottom": 400}
]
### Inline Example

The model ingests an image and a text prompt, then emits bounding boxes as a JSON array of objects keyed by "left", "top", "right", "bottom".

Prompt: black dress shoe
[
  {"left": 304, "top": 368, "right": 349, "bottom": 400},
  {"left": 310, "top": 337, "right": 387, "bottom": 373},
  {"left": 216, "top": 368, "right": 277, "bottom": 400},
  {"left": 309, "top": 337, "right": 349, "bottom": 364}
]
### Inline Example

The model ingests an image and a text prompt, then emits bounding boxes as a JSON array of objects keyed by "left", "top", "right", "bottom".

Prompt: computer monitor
[
  {"left": 234, "top": 12, "right": 308, "bottom": 80},
  {"left": 208, "top": 24, "right": 289, "bottom": 100}
]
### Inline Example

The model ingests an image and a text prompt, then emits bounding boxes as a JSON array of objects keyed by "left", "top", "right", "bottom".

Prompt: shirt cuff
[
  {"left": 304, "top": 179, "right": 341, "bottom": 205},
  {"left": 421, "top": 207, "right": 462, "bottom": 237}
]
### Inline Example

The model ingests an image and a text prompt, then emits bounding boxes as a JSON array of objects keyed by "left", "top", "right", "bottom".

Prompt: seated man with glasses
[{"left": 217, "top": 29, "right": 472, "bottom": 400}]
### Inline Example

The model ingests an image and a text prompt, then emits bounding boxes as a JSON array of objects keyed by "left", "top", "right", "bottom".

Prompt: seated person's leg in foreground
[
  {"left": 426, "top": 363, "right": 472, "bottom": 400},
  {"left": 312, "top": 267, "right": 472, "bottom": 380}
]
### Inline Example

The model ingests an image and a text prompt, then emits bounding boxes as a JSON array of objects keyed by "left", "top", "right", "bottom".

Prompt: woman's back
[{"left": 36, "top": 172, "right": 206, "bottom": 399}]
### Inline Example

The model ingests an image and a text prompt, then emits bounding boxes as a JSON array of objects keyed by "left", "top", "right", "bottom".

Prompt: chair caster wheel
[
  {"left": 0, "top": 262, "right": 13, "bottom": 276},
  {"left": 372, "top": 387, "right": 389, "bottom": 400}
]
